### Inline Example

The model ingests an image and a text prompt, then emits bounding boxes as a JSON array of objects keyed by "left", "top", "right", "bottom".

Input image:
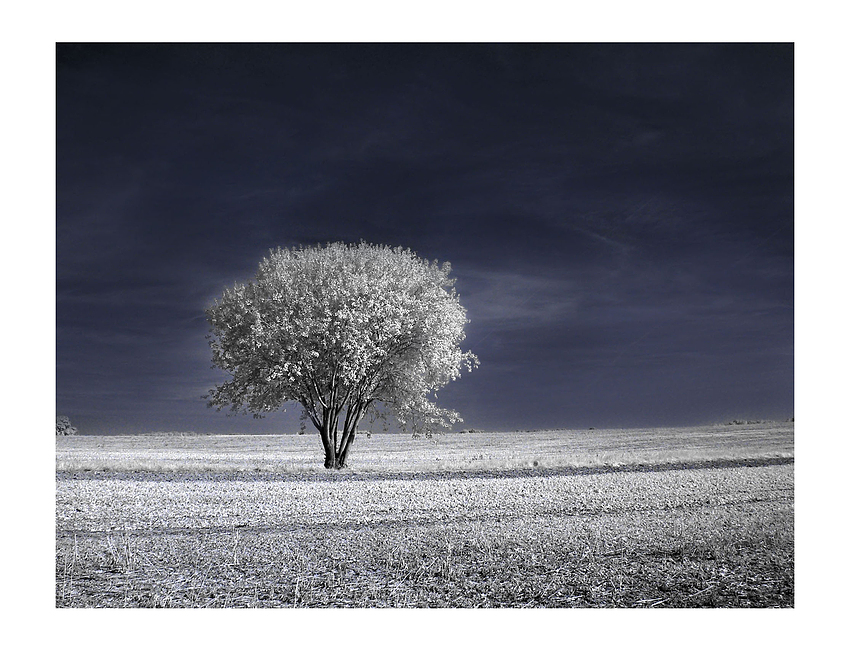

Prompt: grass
[
  {"left": 56, "top": 422, "right": 793, "bottom": 608},
  {"left": 55, "top": 421, "right": 793, "bottom": 474}
]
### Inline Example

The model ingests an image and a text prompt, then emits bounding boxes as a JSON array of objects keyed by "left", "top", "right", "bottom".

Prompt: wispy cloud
[{"left": 459, "top": 269, "right": 577, "bottom": 330}]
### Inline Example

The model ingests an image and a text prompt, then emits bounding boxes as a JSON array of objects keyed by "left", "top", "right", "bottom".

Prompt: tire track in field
[
  {"left": 56, "top": 491, "right": 793, "bottom": 541},
  {"left": 55, "top": 455, "right": 793, "bottom": 484}
]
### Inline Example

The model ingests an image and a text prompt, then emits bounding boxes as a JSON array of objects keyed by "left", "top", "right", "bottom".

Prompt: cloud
[{"left": 459, "top": 269, "right": 577, "bottom": 331}]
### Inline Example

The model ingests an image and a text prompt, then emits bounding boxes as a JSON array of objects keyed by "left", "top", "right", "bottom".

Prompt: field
[{"left": 56, "top": 422, "right": 793, "bottom": 608}]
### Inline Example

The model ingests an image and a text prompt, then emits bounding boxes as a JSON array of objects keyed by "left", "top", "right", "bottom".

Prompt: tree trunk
[
  {"left": 318, "top": 409, "right": 362, "bottom": 469},
  {"left": 336, "top": 432, "right": 356, "bottom": 468},
  {"left": 320, "top": 422, "right": 335, "bottom": 469}
]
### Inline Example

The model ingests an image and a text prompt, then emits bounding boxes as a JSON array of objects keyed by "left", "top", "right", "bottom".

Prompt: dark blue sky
[{"left": 56, "top": 43, "right": 793, "bottom": 435}]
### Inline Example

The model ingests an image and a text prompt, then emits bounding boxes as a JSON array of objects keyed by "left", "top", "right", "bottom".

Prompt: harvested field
[{"left": 56, "top": 423, "right": 793, "bottom": 608}]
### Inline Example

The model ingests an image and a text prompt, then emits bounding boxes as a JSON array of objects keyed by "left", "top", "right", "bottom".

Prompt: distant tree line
[{"left": 725, "top": 418, "right": 793, "bottom": 425}]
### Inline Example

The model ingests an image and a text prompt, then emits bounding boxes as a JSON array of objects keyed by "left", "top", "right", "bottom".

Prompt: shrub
[{"left": 56, "top": 415, "right": 77, "bottom": 436}]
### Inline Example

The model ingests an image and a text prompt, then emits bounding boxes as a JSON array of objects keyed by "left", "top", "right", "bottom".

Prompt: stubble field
[{"left": 56, "top": 422, "right": 793, "bottom": 608}]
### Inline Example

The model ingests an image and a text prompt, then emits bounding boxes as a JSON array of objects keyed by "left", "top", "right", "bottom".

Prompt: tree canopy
[{"left": 205, "top": 242, "right": 478, "bottom": 468}]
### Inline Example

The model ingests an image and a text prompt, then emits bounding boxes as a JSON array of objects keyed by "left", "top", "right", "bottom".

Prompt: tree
[
  {"left": 56, "top": 415, "right": 77, "bottom": 436},
  {"left": 205, "top": 242, "right": 478, "bottom": 469}
]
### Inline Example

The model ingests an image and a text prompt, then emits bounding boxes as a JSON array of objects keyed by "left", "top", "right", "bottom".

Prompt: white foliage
[{"left": 206, "top": 242, "right": 478, "bottom": 444}]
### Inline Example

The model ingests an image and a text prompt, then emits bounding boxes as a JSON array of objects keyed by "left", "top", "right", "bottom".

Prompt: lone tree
[
  {"left": 205, "top": 242, "right": 478, "bottom": 469},
  {"left": 56, "top": 415, "right": 77, "bottom": 436}
]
